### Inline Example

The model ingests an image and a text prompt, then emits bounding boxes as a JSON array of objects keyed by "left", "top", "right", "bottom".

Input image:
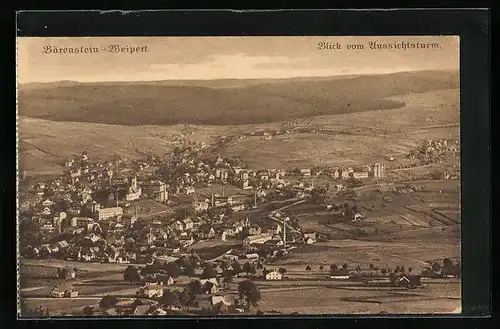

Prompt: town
[{"left": 18, "top": 130, "right": 461, "bottom": 316}]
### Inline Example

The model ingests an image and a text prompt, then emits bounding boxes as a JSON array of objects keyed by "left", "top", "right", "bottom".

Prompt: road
[{"left": 268, "top": 198, "right": 306, "bottom": 234}]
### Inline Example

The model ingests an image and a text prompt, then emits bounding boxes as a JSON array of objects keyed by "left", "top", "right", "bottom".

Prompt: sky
[{"left": 17, "top": 36, "right": 459, "bottom": 83}]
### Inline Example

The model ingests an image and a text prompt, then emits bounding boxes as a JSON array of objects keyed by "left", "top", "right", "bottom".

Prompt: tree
[
  {"left": 305, "top": 265, "right": 311, "bottom": 271},
  {"left": 381, "top": 268, "right": 387, "bottom": 275},
  {"left": 159, "top": 290, "right": 179, "bottom": 308},
  {"left": 400, "top": 266, "right": 406, "bottom": 273},
  {"left": 99, "top": 295, "right": 118, "bottom": 310},
  {"left": 187, "top": 280, "right": 202, "bottom": 295},
  {"left": 232, "top": 262, "right": 243, "bottom": 275},
  {"left": 179, "top": 288, "right": 196, "bottom": 310},
  {"left": 443, "top": 258, "right": 453, "bottom": 270},
  {"left": 319, "top": 265, "right": 324, "bottom": 272},
  {"left": 201, "top": 265, "right": 217, "bottom": 279},
  {"left": 185, "top": 264, "right": 195, "bottom": 277},
  {"left": 408, "top": 267, "right": 413, "bottom": 273},
  {"left": 256, "top": 262, "right": 264, "bottom": 270},
  {"left": 243, "top": 262, "right": 256, "bottom": 275},
  {"left": 238, "top": 280, "right": 262, "bottom": 311},
  {"left": 342, "top": 263, "right": 348, "bottom": 270},
  {"left": 163, "top": 262, "right": 181, "bottom": 278},
  {"left": 278, "top": 268, "right": 287, "bottom": 275},
  {"left": 330, "top": 264, "right": 338, "bottom": 271},
  {"left": 123, "top": 266, "right": 140, "bottom": 283},
  {"left": 369, "top": 263, "right": 375, "bottom": 270},
  {"left": 223, "top": 270, "right": 234, "bottom": 283},
  {"left": 356, "top": 265, "right": 361, "bottom": 271},
  {"left": 82, "top": 306, "right": 94, "bottom": 316}
]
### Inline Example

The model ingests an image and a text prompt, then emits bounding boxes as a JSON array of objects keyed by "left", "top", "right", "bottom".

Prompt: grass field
[{"left": 256, "top": 280, "right": 460, "bottom": 314}]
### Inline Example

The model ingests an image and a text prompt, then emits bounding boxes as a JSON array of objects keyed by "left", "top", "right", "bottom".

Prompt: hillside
[{"left": 18, "top": 70, "right": 459, "bottom": 126}]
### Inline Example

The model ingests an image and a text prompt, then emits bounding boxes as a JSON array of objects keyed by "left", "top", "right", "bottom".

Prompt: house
[
  {"left": 52, "top": 283, "right": 78, "bottom": 298},
  {"left": 201, "top": 278, "right": 219, "bottom": 294},
  {"left": 211, "top": 295, "right": 233, "bottom": 307},
  {"left": 70, "top": 216, "right": 94, "bottom": 228},
  {"left": 194, "top": 201, "right": 209, "bottom": 212},
  {"left": 65, "top": 159, "right": 75, "bottom": 167},
  {"left": 137, "top": 285, "right": 164, "bottom": 298},
  {"left": 265, "top": 271, "right": 283, "bottom": 280},
  {"left": 141, "top": 180, "right": 168, "bottom": 202},
  {"left": 215, "top": 168, "right": 230, "bottom": 181},
  {"left": 231, "top": 202, "right": 245, "bottom": 212},
  {"left": 248, "top": 226, "right": 261, "bottom": 235},
  {"left": 157, "top": 274, "right": 174, "bottom": 286},
  {"left": 55, "top": 240, "right": 70, "bottom": 250},
  {"left": 173, "top": 221, "right": 184, "bottom": 231},
  {"left": 182, "top": 186, "right": 195, "bottom": 195},
  {"left": 183, "top": 218, "right": 194, "bottom": 230},
  {"left": 353, "top": 171, "right": 369, "bottom": 179},
  {"left": 398, "top": 275, "right": 422, "bottom": 289},
  {"left": 305, "top": 237, "right": 315, "bottom": 244}
]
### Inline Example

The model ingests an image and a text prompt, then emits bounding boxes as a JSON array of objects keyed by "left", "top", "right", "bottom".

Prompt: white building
[
  {"left": 373, "top": 163, "right": 386, "bottom": 178},
  {"left": 141, "top": 180, "right": 168, "bottom": 202},
  {"left": 265, "top": 271, "right": 283, "bottom": 280},
  {"left": 126, "top": 176, "right": 142, "bottom": 201},
  {"left": 95, "top": 207, "right": 123, "bottom": 221}
]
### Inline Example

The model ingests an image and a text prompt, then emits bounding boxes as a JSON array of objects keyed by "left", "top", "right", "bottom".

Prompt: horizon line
[{"left": 18, "top": 68, "right": 458, "bottom": 85}]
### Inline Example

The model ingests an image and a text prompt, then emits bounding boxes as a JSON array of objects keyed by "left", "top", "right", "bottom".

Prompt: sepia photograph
[{"left": 16, "top": 36, "right": 461, "bottom": 317}]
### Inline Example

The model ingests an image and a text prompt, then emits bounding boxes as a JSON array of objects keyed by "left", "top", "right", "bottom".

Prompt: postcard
[{"left": 16, "top": 36, "right": 461, "bottom": 317}]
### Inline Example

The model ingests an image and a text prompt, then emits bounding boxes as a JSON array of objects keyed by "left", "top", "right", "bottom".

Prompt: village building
[
  {"left": 265, "top": 271, "right": 283, "bottom": 280},
  {"left": 137, "top": 285, "right": 164, "bottom": 298},
  {"left": 52, "top": 283, "right": 78, "bottom": 298},
  {"left": 183, "top": 218, "right": 194, "bottom": 230},
  {"left": 352, "top": 171, "right": 369, "bottom": 179},
  {"left": 182, "top": 186, "right": 195, "bottom": 195},
  {"left": 398, "top": 275, "right": 422, "bottom": 289},
  {"left": 141, "top": 180, "right": 168, "bottom": 202},
  {"left": 95, "top": 207, "right": 123, "bottom": 221}
]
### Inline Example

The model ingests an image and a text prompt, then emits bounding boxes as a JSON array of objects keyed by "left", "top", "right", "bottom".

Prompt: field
[
  {"left": 256, "top": 279, "right": 460, "bottom": 314},
  {"left": 276, "top": 240, "right": 459, "bottom": 273}
]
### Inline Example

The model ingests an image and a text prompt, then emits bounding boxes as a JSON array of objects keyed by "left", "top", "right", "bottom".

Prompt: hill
[{"left": 18, "top": 70, "right": 459, "bottom": 126}]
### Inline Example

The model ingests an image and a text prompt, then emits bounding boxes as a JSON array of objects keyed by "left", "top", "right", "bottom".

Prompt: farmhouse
[
  {"left": 398, "top": 275, "right": 422, "bottom": 289},
  {"left": 137, "top": 285, "right": 164, "bottom": 298},
  {"left": 52, "top": 283, "right": 78, "bottom": 298}
]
